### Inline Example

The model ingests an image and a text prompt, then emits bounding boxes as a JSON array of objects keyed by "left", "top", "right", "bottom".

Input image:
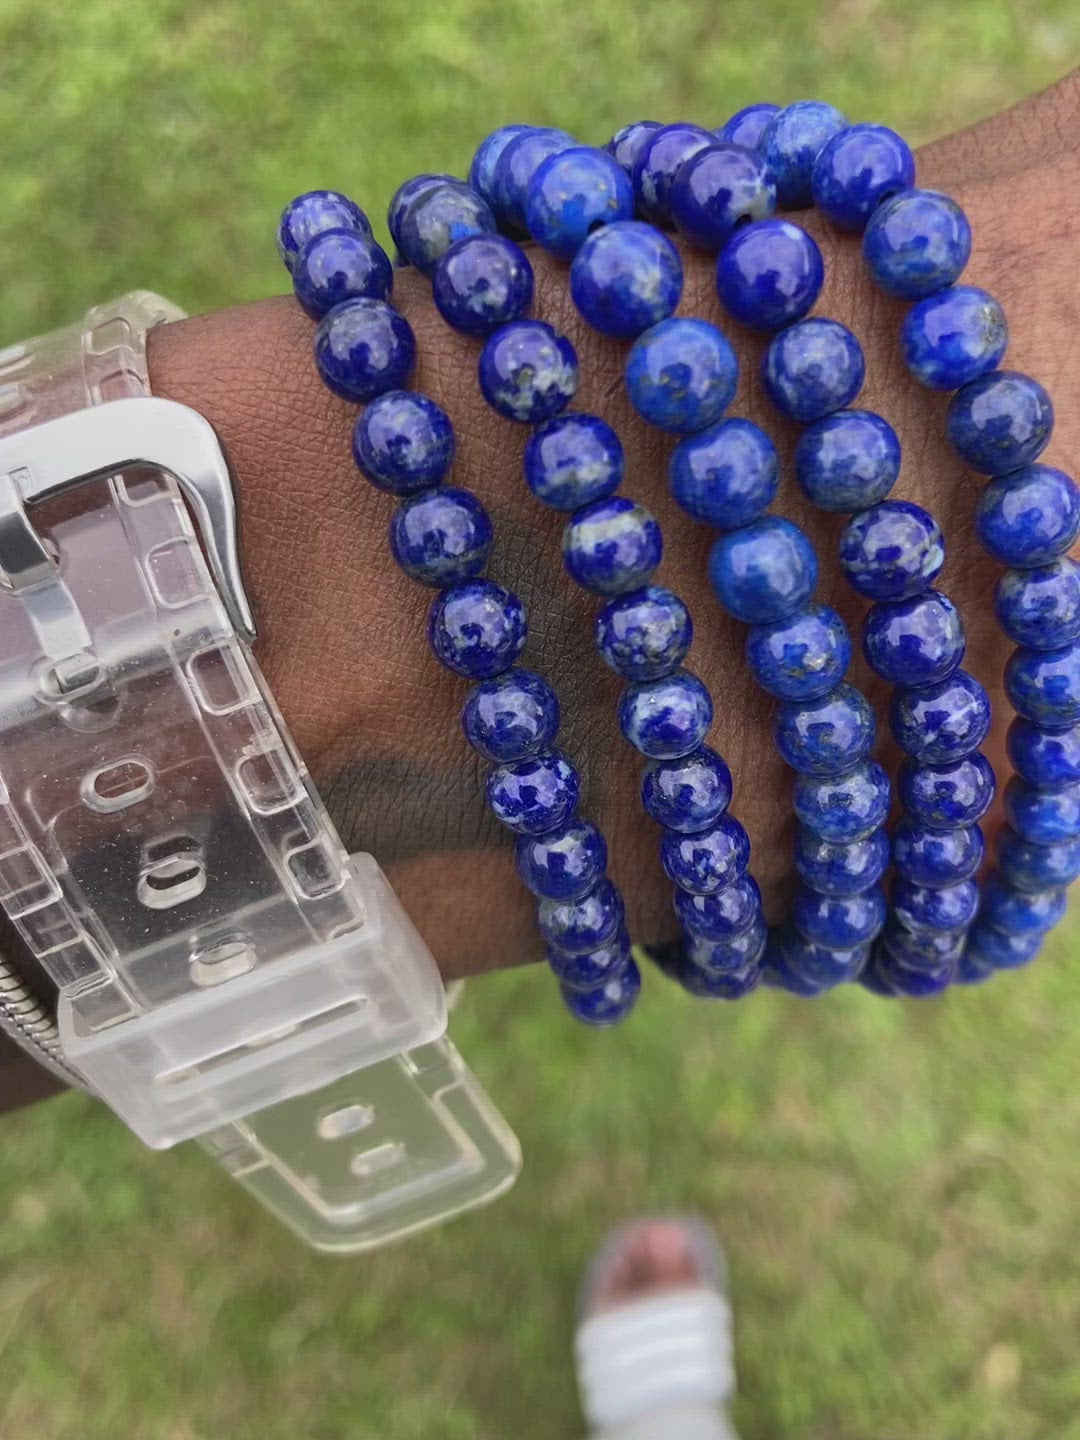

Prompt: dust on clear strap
[{"left": 0, "top": 293, "right": 520, "bottom": 1250}]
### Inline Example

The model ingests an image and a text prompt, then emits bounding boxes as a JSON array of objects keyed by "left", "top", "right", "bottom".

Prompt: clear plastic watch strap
[{"left": 0, "top": 292, "right": 520, "bottom": 1249}]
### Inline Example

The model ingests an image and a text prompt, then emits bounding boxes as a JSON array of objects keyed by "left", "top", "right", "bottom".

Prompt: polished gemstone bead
[
  {"left": 1005, "top": 640, "right": 1080, "bottom": 728},
  {"left": 777, "top": 925, "right": 869, "bottom": 988},
  {"left": 746, "top": 604, "right": 851, "bottom": 702},
  {"left": 978, "top": 870, "right": 1066, "bottom": 934},
  {"left": 563, "top": 496, "right": 662, "bottom": 595},
  {"left": 963, "top": 921, "right": 1042, "bottom": 971},
  {"left": 867, "top": 944, "right": 954, "bottom": 997},
  {"left": 570, "top": 221, "right": 683, "bottom": 339},
  {"left": 675, "top": 875, "right": 761, "bottom": 942},
  {"left": 862, "top": 189, "right": 972, "bottom": 300},
  {"left": 975, "top": 465, "right": 1080, "bottom": 568},
  {"left": 839, "top": 500, "right": 944, "bottom": 601},
  {"left": 793, "top": 759, "right": 890, "bottom": 843},
  {"left": 606, "top": 120, "right": 663, "bottom": 179},
  {"left": 863, "top": 590, "right": 965, "bottom": 686},
  {"left": 670, "top": 144, "right": 776, "bottom": 252},
  {"left": 292, "top": 229, "right": 393, "bottom": 318},
  {"left": 893, "top": 876, "right": 978, "bottom": 933},
  {"left": 524, "top": 413, "right": 623, "bottom": 512},
  {"left": 278, "top": 189, "right": 372, "bottom": 270},
  {"left": 687, "top": 915, "right": 768, "bottom": 974},
  {"left": 596, "top": 586, "right": 692, "bottom": 681},
  {"left": 709, "top": 516, "right": 818, "bottom": 625},
  {"left": 1007, "top": 716, "right": 1080, "bottom": 789},
  {"left": 681, "top": 956, "right": 764, "bottom": 1000},
  {"left": 994, "top": 558, "right": 1080, "bottom": 650},
  {"left": 518, "top": 817, "right": 607, "bottom": 902},
  {"left": 795, "top": 408, "right": 901, "bottom": 513},
  {"left": 478, "top": 320, "right": 578, "bottom": 422},
  {"left": 716, "top": 219, "right": 824, "bottom": 331},
  {"left": 433, "top": 234, "right": 534, "bottom": 336},
  {"left": 492, "top": 127, "right": 578, "bottom": 232},
  {"left": 762, "top": 318, "right": 865, "bottom": 422},
  {"left": 810, "top": 123, "right": 916, "bottom": 230},
  {"left": 763, "top": 937, "right": 829, "bottom": 996},
  {"left": 560, "top": 958, "right": 641, "bottom": 1025},
  {"left": 468, "top": 125, "right": 532, "bottom": 209},
  {"left": 999, "top": 827, "right": 1080, "bottom": 892},
  {"left": 352, "top": 390, "right": 454, "bottom": 494},
  {"left": 893, "top": 819, "right": 984, "bottom": 887},
  {"left": 669, "top": 418, "right": 779, "bottom": 529},
  {"left": 633, "top": 122, "right": 716, "bottom": 226},
  {"left": 547, "top": 925, "right": 630, "bottom": 989},
  {"left": 625, "top": 318, "right": 738, "bottom": 434},
  {"left": 660, "top": 814, "right": 750, "bottom": 894},
  {"left": 641, "top": 746, "right": 733, "bottom": 832},
  {"left": 618, "top": 669, "right": 713, "bottom": 759},
  {"left": 398, "top": 182, "right": 496, "bottom": 277},
  {"left": 792, "top": 881, "right": 886, "bottom": 949},
  {"left": 387, "top": 174, "right": 457, "bottom": 252},
  {"left": 389, "top": 486, "right": 493, "bottom": 586},
  {"left": 1004, "top": 776, "right": 1080, "bottom": 846},
  {"left": 773, "top": 683, "right": 876, "bottom": 775},
  {"left": 946, "top": 370, "right": 1054, "bottom": 475},
  {"left": 901, "top": 284, "right": 1008, "bottom": 392},
  {"left": 794, "top": 825, "right": 889, "bottom": 896},
  {"left": 539, "top": 876, "right": 624, "bottom": 954},
  {"left": 486, "top": 748, "right": 579, "bottom": 835},
  {"left": 889, "top": 670, "right": 990, "bottom": 763},
  {"left": 880, "top": 916, "right": 964, "bottom": 971},
  {"left": 898, "top": 752, "right": 995, "bottom": 829},
  {"left": 759, "top": 100, "right": 848, "bottom": 209},
  {"left": 526, "top": 147, "right": 634, "bottom": 259},
  {"left": 428, "top": 579, "right": 527, "bottom": 678},
  {"left": 718, "top": 103, "right": 780, "bottom": 151},
  {"left": 314, "top": 298, "right": 415, "bottom": 402},
  {"left": 461, "top": 667, "right": 560, "bottom": 763}
]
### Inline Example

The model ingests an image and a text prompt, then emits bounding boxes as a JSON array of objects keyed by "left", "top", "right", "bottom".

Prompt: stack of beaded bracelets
[{"left": 275, "top": 95, "right": 1079, "bottom": 1022}]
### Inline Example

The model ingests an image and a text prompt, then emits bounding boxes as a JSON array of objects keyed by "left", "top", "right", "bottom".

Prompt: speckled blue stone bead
[
  {"left": 759, "top": 101, "right": 848, "bottom": 209},
  {"left": 387, "top": 174, "right": 457, "bottom": 252},
  {"left": 810, "top": 124, "right": 916, "bottom": 231},
  {"left": 524, "top": 413, "right": 623, "bottom": 512},
  {"left": 866, "top": 944, "right": 954, "bottom": 997},
  {"left": 862, "top": 189, "right": 972, "bottom": 300},
  {"left": 999, "top": 827, "right": 1080, "bottom": 893},
  {"left": 278, "top": 190, "right": 373, "bottom": 271},
  {"left": 641, "top": 746, "right": 733, "bottom": 832},
  {"left": 718, "top": 103, "right": 780, "bottom": 151},
  {"left": 792, "top": 882, "right": 886, "bottom": 949},
  {"left": 428, "top": 579, "right": 527, "bottom": 679},
  {"left": 492, "top": 127, "right": 578, "bottom": 232},
  {"left": 468, "top": 125, "right": 533, "bottom": 210},
  {"left": 687, "top": 915, "right": 768, "bottom": 975},
  {"left": 674, "top": 875, "right": 761, "bottom": 942},
  {"left": 794, "top": 824, "right": 889, "bottom": 896},
  {"left": 1008, "top": 716, "right": 1080, "bottom": 790},
  {"left": 979, "top": 870, "right": 1066, "bottom": 934},
  {"left": 596, "top": 586, "right": 692, "bottom": 681},
  {"left": 889, "top": 670, "right": 990, "bottom": 763},
  {"left": 946, "top": 371, "right": 1054, "bottom": 475},
  {"left": 839, "top": 500, "right": 944, "bottom": 601},
  {"left": 486, "top": 748, "right": 579, "bottom": 835},
  {"left": 617, "top": 669, "right": 713, "bottom": 759},
  {"left": 660, "top": 814, "right": 750, "bottom": 894},
  {"left": 539, "top": 876, "right": 624, "bottom": 954},
  {"left": 570, "top": 221, "right": 684, "bottom": 339},
  {"left": 293, "top": 230, "right": 393, "bottom": 319},
  {"left": 563, "top": 496, "right": 662, "bottom": 595},
  {"left": 517, "top": 818, "right": 607, "bottom": 902},
  {"left": 746, "top": 604, "right": 851, "bottom": 702},
  {"left": 773, "top": 683, "right": 876, "bottom": 775},
  {"left": 432, "top": 233, "right": 534, "bottom": 336},
  {"left": 975, "top": 465, "right": 1080, "bottom": 568},
  {"left": 398, "top": 182, "right": 497, "bottom": 277},
  {"left": 863, "top": 590, "right": 965, "bottom": 687},
  {"left": 352, "top": 390, "right": 455, "bottom": 495},
  {"left": 625, "top": 318, "right": 738, "bottom": 435},
  {"left": 963, "top": 921, "right": 1042, "bottom": 970},
  {"left": 762, "top": 937, "right": 829, "bottom": 996},
  {"left": 893, "top": 819, "right": 984, "bottom": 887},
  {"left": 795, "top": 409, "right": 901, "bottom": 513},
  {"left": 526, "top": 147, "right": 635, "bottom": 259},
  {"left": 898, "top": 752, "right": 995, "bottom": 830},
  {"left": 547, "top": 925, "right": 630, "bottom": 990},
  {"left": 762, "top": 318, "right": 865, "bottom": 422},
  {"left": 389, "top": 486, "right": 493, "bottom": 586},
  {"left": 893, "top": 876, "right": 978, "bottom": 934},
  {"left": 1005, "top": 640, "right": 1080, "bottom": 728},
  {"left": 461, "top": 667, "right": 560, "bottom": 763},
  {"left": 605, "top": 120, "right": 663, "bottom": 179},
  {"left": 1004, "top": 776, "right": 1080, "bottom": 846},
  {"left": 709, "top": 516, "right": 818, "bottom": 625},
  {"left": 681, "top": 957, "right": 764, "bottom": 1001},
  {"left": 901, "top": 285, "right": 1008, "bottom": 392},
  {"left": 669, "top": 418, "right": 779, "bottom": 529},
  {"left": 995, "top": 558, "right": 1080, "bottom": 650},
  {"left": 778, "top": 926, "right": 869, "bottom": 989},
  {"left": 793, "top": 759, "right": 890, "bottom": 843},
  {"left": 716, "top": 219, "right": 824, "bottom": 331},
  {"left": 314, "top": 298, "right": 416, "bottom": 402},
  {"left": 633, "top": 122, "right": 716, "bottom": 226},
  {"left": 670, "top": 144, "right": 776, "bottom": 252},
  {"left": 560, "top": 958, "right": 641, "bottom": 1026},
  {"left": 880, "top": 916, "right": 964, "bottom": 971},
  {"left": 478, "top": 320, "right": 579, "bottom": 422}
]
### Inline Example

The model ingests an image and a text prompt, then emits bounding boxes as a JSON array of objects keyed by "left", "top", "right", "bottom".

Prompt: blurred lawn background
[{"left": 0, "top": 2, "right": 1079, "bottom": 1438}]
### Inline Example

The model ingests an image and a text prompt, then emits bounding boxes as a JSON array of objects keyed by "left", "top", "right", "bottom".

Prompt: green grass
[{"left": 0, "top": 2, "right": 1079, "bottom": 1436}]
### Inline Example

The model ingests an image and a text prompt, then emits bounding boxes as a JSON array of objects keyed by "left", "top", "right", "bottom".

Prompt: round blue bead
[
  {"left": 893, "top": 819, "right": 984, "bottom": 887},
  {"left": 486, "top": 748, "right": 579, "bottom": 835},
  {"left": 547, "top": 925, "right": 630, "bottom": 990},
  {"left": 605, "top": 120, "right": 663, "bottom": 179},
  {"left": 898, "top": 752, "right": 995, "bottom": 830},
  {"left": 1005, "top": 640, "right": 1080, "bottom": 728},
  {"left": 675, "top": 875, "right": 761, "bottom": 943},
  {"left": 687, "top": 915, "right": 768, "bottom": 975},
  {"left": 995, "top": 557, "right": 1080, "bottom": 650},
  {"left": 468, "top": 126, "right": 532, "bottom": 210},
  {"left": 867, "top": 944, "right": 954, "bottom": 997},
  {"left": 975, "top": 465, "right": 1080, "bottom": 568},
  {"left": 746, "top": 604, "right": 851, "bottom": 702},
  {"left": 718, "top": 103, "right": 780, "bottom": 151},
  {"left": 571, "top": 222, "right": 683, "bottom": 340},
  {"left": 596, "top": 586, "right": 692, "bottom": 681},
  {"left": 563, "top": 496, "right": 662, "bottom": 595},
  {"left": 794, "top": 824, "right": 889, "bottom": 896},
  {"left": 661, "top": 814, "right": 750, "bottom": 895},
  {"left": 461, "top": 667, "right": 560, "bottom": 763},
  {"left": 681, "top": 955, "right": 764, "bottom": 1000},
  {"left": 839, "top": 500, "right": 944, "bottom": 601},
  {"left": 669, "top": 418, "right": 779, "bottom": 529},
  {"left": 641, "top": 746, "right": 733, "bottom": 832},
  {"left": 759, "top": 100, "right": 848, "bottom": 209},
  {"left": 795, "top": 408, "right": 901, "bottom": 513},
  {"left": 560, "top": 958, "right": 641, "bottom": 1026},
  {"left": 946, "top": 370, "right": 1054, "bottom": 475},
  {"left": 880, "top": 917, "right": 964, "bottom": 972},
  {"left": 618, "top": 669, "right": 713, "bottom": 759},
  {"left": 793, "top": 758, "right": 890, "bottom": 843},
  {"left": 518, "top": 818, "right": 607, "bottom": 902},
  {"left": 478, "top": 320, "right": 579, "bottom": 423},
  {"left": 670, "top": 144, "right": 776, "bottom": 252},
  {"left": 352, "top": 390, "right": 454, "bottom": 494},
  {"left": 862, "top": 189, "right": 971, "bottom": 299},
  {"left": 889, "top": 669, "right": 990, "bottom": 763},
  {"left": 278, "top": 190, "right": 372, "bottom": 271},
  {"left": 428, "top": 579, "right": 527, "bottom": 679},
  {"left": 432, "top": 234, "right": 534, "bottom": 336},
  {"left": 625, "top": 318, "right": 738, "bottom": 435},
  {"left": 1008, "top": 716, "right": 1080, "bottom": 789},
  {"left": 633, "top": 122, "right": 716, "bottom": 226},
  {"left": 762, "top": 318, "right": 865, "bottom": 423},
  {"left": 314, "top": 298, "right": 415, "bottom": 402},
  {"left": 998, "top": 827, "right": 1080, "bottom": 893},
  {"left": 709, "top": 516, "right": 818, "bottom": 625},
  {"left": 387, "top": 174, "right": 457, "bottom": 252},
  {"left": 810, "top": 124, "right": 916, "bottom": 230},
  {"left": 979, "top": 870, "right": 1066, "bottom": 935},
  {"left": 716, "top": 219, "right": 824, "bottom": 331},
  {"left": 526, "top": 147, "right": 635, "bottom": 259},
  {"left": 398, "top": 182, "right": 497, "bottom": 277},
  {"left": 863, "top": 590, "right": 965, "bottom": 687},
  {"left": 539, "top": 876, "right": 624, "bottom": 955},
  {"left": 773, "top": 682, "right": 876, "bottom": 775},
  {"left": 893, "top": 876, "right": 978, "bottom": 934},
  {"left": 389, "top": 486, "right": 493, "bottom": 586},
  {"left": 1004, "top": 776, "right": 1080, "bottom": 846},
  {"left": 524, "top": 413, "right": 623, "bottom": 512},
  {"left": 763, "top": 934, "right": 829, "bottom": 996},
  {"left": 901, "top": 285, "right": 1008, "bottom": 392},
  {"left": 492, "top": 127, "right": 578, "bottom": 232},
  {"left": 778, "top": 926, "right": 869, "bottom": 989},
  {"left": 954, "top": 941, "right": 996, "bottom": 986},
  {"left": 792, "top": 883, "right": 886, "bottom": 949},
  {"left": 963, "top": 921, "right": 1042, "bottom": 971},
  {"left": 292, "top": 230, "right": 393, "bottom": 319}
]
